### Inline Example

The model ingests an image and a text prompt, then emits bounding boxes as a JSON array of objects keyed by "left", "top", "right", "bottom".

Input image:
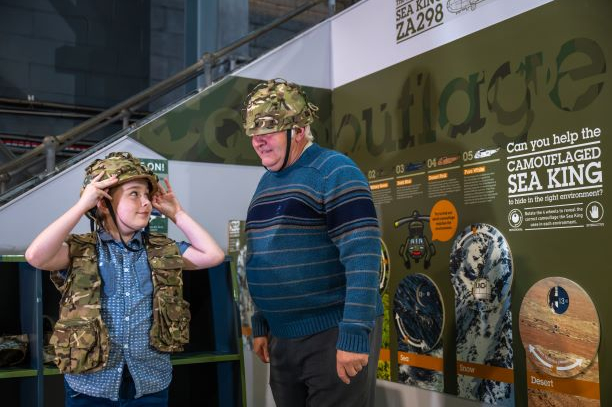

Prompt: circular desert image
[{"left": 519, "top": 277, "right": 600, "bottom": 378}]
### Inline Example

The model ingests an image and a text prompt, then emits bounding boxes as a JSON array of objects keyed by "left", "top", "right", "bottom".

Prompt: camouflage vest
[{"left": 49, "top": 232, "right": 190, "bottom": 374}]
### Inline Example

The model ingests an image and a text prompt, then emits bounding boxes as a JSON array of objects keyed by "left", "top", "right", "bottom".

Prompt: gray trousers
[{"left": 268, "top": 317, "right": 382, "bottom": 407}]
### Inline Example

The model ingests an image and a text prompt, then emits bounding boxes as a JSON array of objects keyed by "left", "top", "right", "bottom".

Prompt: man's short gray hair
[
  {"left": 304, "top": 125, "right": 314, "bottom": 141},
  {"left": 290, "top": 126, "right": 315, "bottom": 141}
]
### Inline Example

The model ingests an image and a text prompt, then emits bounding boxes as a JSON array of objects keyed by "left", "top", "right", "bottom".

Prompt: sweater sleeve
[
  {"left": 323, "top": 155, "right": 381, "bottom": 354},
  {"left": 251, "top": 308, "right": 269, "bottom": 338}
]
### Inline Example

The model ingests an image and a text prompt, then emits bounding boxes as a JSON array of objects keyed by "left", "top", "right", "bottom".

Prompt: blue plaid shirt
[{"left": 64, "top": 229, "right": 189, "bottom": 400}]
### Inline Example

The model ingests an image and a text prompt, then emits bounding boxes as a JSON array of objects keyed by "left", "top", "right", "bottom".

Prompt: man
[{"left": 243, "top": 79, "right": 383, "bottom": 407}]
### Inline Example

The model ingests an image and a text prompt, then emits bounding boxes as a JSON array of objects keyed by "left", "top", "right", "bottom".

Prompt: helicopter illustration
[
  {"left": 437, "top": 154, "right": 460, "bottom": 166},
  {"left": 447, "top": 0, "right": 487, "bottom": 14},
  {"left": 394, "top": 210, "right": 436, "bottom": 269},
  {"left": 474, "top": 146, "right": 500, "bottom": 159}
]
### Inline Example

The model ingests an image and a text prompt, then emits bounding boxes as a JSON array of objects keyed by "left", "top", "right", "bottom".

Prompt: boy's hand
[
  {"left": 78, "top": 173, "right": 117, "bottom": 213},
  {"left": 152, "top": 178, "right": 183, "bottom": 222}
]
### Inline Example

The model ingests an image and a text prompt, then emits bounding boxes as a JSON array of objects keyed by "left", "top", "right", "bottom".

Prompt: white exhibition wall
[
  {"left": 233, "top": 19, "right": 332, "bottom": 89},
  {"left": 235, "top": 0, "right": 555, "bottom": 91},
  {"left": 330, "top": 0, "right": 554, "bottom": 88}
]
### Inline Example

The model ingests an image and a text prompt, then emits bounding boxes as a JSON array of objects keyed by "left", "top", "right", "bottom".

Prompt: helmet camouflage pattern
[
  {"left": 243, "top": 78, "right": 319, "bottom": 136},
  {"left": 82, "top": 152, "right": 159, "bottom": 197}
]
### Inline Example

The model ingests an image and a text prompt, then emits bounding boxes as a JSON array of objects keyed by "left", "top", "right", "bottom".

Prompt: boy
[{"left": 26, "top": 152, "right": 225, "bottom": 406}]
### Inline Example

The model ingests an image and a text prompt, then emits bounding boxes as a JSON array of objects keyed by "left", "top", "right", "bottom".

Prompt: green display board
[
  {"left": 140, "top": 158, "right": 168, "bottom": 234},
  {"left": 332, "top": 0, "right": 610, "bottom": 405}
]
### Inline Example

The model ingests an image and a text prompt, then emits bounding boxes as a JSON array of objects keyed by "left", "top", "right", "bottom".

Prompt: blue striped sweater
[{"left": 246, "top": 143, "right": 383, "bottom": 353}]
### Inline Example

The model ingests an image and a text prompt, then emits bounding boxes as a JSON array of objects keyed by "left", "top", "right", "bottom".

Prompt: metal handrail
[{"left": 0, "top": 0, "right": 331, "bottom": 192}]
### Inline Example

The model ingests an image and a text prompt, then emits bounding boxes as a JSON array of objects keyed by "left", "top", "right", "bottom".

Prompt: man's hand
[
  {"left": 336, "top": 350, "right": 368, "bottom": 384},
  {"left": 253, "top": 336, "right": 270, "bottom": 363}
]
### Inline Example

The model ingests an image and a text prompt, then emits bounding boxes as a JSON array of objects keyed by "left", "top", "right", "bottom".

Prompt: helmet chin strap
[
  {"left": 103, "top": 198, "right": 140, "bottom": 252},
  {"left": 278, "top": 128, "right": 292, "bottom": 171}
]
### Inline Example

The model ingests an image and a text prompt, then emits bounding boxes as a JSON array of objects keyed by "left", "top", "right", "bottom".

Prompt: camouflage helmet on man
[
  {"left": 243, "top": 79, "right": 319, "bottom": 171},
  {"left": 243, "top": 78, "right": 319, "bottom": 137}
]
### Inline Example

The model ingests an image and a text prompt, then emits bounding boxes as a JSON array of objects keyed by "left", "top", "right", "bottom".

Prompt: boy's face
[{"left": 105, "top": 179, "right": 152, "bottom": 235}]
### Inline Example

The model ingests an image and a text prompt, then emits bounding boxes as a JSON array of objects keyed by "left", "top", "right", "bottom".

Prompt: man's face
[{"left": 251, "top": 130, "right": 289, "bottom": 171}]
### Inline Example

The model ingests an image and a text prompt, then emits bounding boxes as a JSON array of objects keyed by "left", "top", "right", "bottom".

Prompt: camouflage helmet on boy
[
  {"left": 82, "top": 152, "right": 158, "bottom": 223},
  {"left": 243, "top": 78, "right": 318, "bottom": 137},
  {"left": 82, "top": 152, "right": 159, "bottom": 197}
]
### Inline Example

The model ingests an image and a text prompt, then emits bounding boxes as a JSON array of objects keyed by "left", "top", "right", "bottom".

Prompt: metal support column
[
  {"left": 121, "top": 109, "right": 131, "bottom": 129},
  {"left": 42, "top": 136, "right": 57, "bottom": 173},
  {"left": 328, "top": 0, "right": 336, "bottom": 16},
  {"left": 185, "top": 0, "right": 248, "bottom": 90}
]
